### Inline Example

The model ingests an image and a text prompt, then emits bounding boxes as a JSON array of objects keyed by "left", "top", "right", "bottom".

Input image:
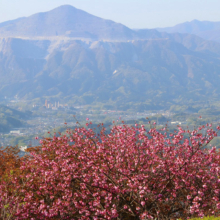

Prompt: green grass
[{"left": 190, "top": 217, "right": 219, "bottom": 220}]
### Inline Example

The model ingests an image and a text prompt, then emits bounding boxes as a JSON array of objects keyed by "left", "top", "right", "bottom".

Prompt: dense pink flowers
[{"left": 1, "top": 123, "right": 220, "bottom": 219}]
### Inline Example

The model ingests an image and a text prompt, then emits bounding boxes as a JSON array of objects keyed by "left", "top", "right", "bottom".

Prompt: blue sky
[{"left": 0, "top": 0, "right": 220, "bottom": 28}]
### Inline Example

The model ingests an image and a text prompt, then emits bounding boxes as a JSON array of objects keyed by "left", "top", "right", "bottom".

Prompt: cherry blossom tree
[{"left": 1, "top": 123, "right": 220, "bottom": 219}]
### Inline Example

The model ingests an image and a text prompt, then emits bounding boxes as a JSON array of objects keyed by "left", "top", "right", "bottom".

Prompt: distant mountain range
[
  {"left": 0, "top": 5, "right": 220, "bottom": 109},
  {"left": 156, "top": 19, "right": 220, "bottom": 43}
]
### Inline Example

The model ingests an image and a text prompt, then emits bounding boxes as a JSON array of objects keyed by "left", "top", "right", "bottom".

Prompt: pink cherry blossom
[{"left": 0, "top": 123, "right": 220, "bottom": 219}]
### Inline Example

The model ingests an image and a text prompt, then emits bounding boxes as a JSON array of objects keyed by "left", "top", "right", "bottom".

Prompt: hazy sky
[{"left": 0, "top": 0, "right": 220, "bottom": 29}]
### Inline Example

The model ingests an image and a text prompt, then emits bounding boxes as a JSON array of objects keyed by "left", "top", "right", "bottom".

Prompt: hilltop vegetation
[{"left": 0, "top": 104, "right": 31, "bottom": 132}]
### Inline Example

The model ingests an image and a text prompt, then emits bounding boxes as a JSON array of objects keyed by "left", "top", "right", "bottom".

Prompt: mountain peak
[
  {"left": 191, "top": 19, "right": 200, "bottom": 23},
  {"left": 48, "top": 4, "right": 81, "bottom": 14},
  {"left": 0, "top": 5, "right": 140, "bottom": 40},
  {"left": 53, "top": 4, "right": 76, "bottom": 9}
]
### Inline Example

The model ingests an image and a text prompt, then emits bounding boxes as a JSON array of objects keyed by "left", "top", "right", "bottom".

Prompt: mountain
[
  {"left": 1, "top": 37, "right": 220, "bottom": 109},
  {"left": 0, "top": 5, "right": 144, "bottom": 41},
  {"left": 156, "top": 20, "right": 220, "bottom": 43},
  {"left": 0, "top": 104, "right": 30, "bottom": 132},
  {"left": 0, "top": 6, "right": 220, "bottom": 109}
]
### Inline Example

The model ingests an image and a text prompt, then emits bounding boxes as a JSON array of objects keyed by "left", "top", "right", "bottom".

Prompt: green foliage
[
  {"left": 198, "top": 108, "right": 220, "bottom": 116},
  {"left": 209, "top": 137, "right": 220, "bottom": 149},
  {"left": 0, "top": 104, "right": 31, "bottom": 133},
  {"left": 170, "top": 105, "right": 199, "bottom": 113},
  {"left": 190, "top": 217, "right": 220, "bottom": 220}
]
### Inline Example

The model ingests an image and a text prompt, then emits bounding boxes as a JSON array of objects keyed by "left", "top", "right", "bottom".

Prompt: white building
[{"left": 10, "top": 130, "right": 21, "bottom": 134}]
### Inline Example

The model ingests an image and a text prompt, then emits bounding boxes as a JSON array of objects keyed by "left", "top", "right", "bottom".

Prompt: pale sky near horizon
[{"left": 0, "top": 0, "right": 220, "bottom": 29}]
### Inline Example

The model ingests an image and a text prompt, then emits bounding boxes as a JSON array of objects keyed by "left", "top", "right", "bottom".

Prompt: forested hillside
[{"left": 0, "top": 105, "right": 30, "bottom": 132}]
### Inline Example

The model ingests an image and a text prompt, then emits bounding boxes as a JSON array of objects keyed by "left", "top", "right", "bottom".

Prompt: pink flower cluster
[{"left": 1, "top": 124, "right": 220, "bottom": 219}]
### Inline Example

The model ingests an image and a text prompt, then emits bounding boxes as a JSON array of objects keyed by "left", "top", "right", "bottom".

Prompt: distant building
[
  {"left": 45, "top": 99, "right": 48, "bottom": 108},
  {"left": 20, "top": 146, "right": 27, "bottom": 152},
  {"left": 10, "top": 130, "right": 21, "bottom": 134},
  {"left": 171, "top": 121, "right": 186, "bottom": 125}
]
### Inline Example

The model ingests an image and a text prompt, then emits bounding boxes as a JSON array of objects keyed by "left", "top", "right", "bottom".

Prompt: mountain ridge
[
  {"left": 156, "top": 20, "right": 220, "bottom": 43},
  {"left": 0, "top": 37, "right": 220, "bottom": 107},
  {"left": 0, "top": 6, "right": 220, "bottom": 109},
  {"left": 0, "top": 5, "right": 142, "bottom": 41}
]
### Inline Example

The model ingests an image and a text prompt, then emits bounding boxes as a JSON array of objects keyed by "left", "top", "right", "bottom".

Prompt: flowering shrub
[
  {"left": 1, "top": 123, "right": 220, "bottom": 219},
  {"left": 0, "top": 146, "right": 24, "bottom": 219}
]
